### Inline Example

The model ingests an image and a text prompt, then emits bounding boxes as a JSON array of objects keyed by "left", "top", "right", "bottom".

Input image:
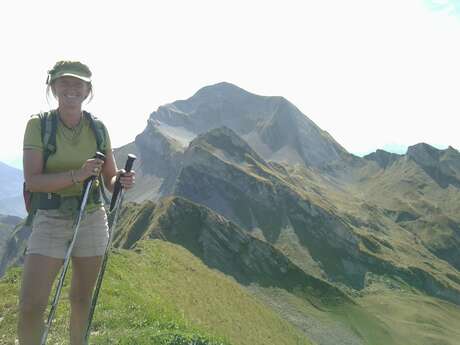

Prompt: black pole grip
[
  {"left": 124, "top": 154, "right": 136, "bottom": 173},
  {"left": 110, "top": 154, "right": 137, "bottom": 211}
]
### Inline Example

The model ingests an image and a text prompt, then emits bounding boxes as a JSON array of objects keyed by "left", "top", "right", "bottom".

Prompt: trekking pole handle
[
  {"left": 124, "top": 154, "right": 136, "bottom": 173},
  {"left": 95, "top": 151, "right": 106, "bottom": 161},
  {"left": 93, "top": 151, "right": 106, "bottom": 177},
  {"left": 81, "top": 152, "right": 106, "bottom": 198},
  {"left": 110, "top": 154, "right": 136, "bottom": 212}
]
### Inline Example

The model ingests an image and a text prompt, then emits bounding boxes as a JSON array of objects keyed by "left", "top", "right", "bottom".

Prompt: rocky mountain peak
[
  {"left": 144, "top": 82, "right": 351, "bottom": 168},
  {"left": 406, "top": 143, "right": 442, "bottom": 167},
  {"left": 443, "top": 146, "right": 460, "bottom": 159},
  {"left": 405, "top": 143, "right": 460, "bottom": 188},
  {"left": 364, "top": 149, "right": 402, "bottom": 169},
  {"left": 193, "top": 81, "right": 253, "bottom": 100}
]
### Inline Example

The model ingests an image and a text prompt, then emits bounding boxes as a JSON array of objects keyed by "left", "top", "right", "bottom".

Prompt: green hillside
[
  {"left": 109, "top": 198, "right": 460, "bottom": 345},
  {"left": 0, "top": 240, "right": 312, "bottom": 345},
  {"left": 358, "top": 290, "right": 460, "bottom": 345},
  {"left": 2, "top": 220, "right": 460, "bottom": 345}
]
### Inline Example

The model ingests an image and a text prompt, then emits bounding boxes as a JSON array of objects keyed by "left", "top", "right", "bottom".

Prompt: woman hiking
[{"left": 18, "top": 60, "right": 135, "bottom": 345}]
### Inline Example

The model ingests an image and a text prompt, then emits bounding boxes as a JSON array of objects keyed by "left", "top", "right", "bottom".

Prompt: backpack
[{"left": 24, "top": 110, "right": 109, "bottom": 224}]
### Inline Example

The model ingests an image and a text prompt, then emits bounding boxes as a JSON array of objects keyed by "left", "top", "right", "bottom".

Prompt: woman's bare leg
[
  {"left": 18, "top": 254, "right": 63, "bottom": 345},
  {"left": 69, "top": 255, "right": 103, "bottom": 345}
]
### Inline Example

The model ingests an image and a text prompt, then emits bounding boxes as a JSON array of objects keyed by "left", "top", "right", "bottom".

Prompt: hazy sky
[{"left": 1, "top": 0, "right": 459, "bottom": 169}]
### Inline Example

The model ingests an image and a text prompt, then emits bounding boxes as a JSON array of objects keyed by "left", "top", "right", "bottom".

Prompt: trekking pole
[
  {"left": 84, "top": 154, "right": 136, "bottom": 344},
  {"left": 40, "top": 152, "right": 106, "bottom": 345}
]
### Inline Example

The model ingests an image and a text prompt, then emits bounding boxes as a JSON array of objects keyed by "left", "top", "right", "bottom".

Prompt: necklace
[{"left": 58, "top": 113, "right": 84, "bottom": 143}]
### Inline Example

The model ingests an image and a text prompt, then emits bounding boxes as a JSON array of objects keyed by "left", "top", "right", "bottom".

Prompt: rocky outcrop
[
  {"left": 364, "top": 149, "right": 402, "bottom": 169},
  {"left": 114, "top": 196, "right": 351, "bottom": 306},
  {"left": 407, "top": 143, "right": 460, "bottom": 188},
  {"left": 134, "top": 121, "right": 183, "bottom": 178},
  {"left": 0, "top": 223, "right": 30, "bottom": 277},
  {"left": 166, "top": 127, "right": 460, "bottom": 304},
  {"left": 0, "top": 215, "right": 23, "bottom": 271}
]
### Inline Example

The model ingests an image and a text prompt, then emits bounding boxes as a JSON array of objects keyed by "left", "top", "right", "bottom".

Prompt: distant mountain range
[
  {"left": 0, "top": 162, "right": 25, "bottom": 217},
  {"left": 2, "top": 82, "right": 460, "bottom": 345}
]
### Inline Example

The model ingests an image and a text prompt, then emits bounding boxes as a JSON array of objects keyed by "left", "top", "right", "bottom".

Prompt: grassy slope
[
  {"left": 358, "top": 291, "right": 460, "bottom": 345},
  {"left": 248, "top": 282, "right": 460, "bottom": 345},
  {"left": 0, "top": 240, "right": 312, "bottom": 345},
  {"left": 287, "top": 164, "right": 460, "bottom": 298},
  {"left": 248, "top": 285, "right": 392, "bottom": 345},
  {"left": 113, "top": 198, "right": 458, "bottom": 345}
]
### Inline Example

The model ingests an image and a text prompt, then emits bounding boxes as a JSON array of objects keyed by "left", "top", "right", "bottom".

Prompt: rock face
[
  {"left": 104, "top": 84, "right": 460, "bottom": 306},
  {"left": 0, "top": 215, "right": 23, "bottom": 267},
  {"left": 359, "top": 143, "right": 460, "bottom": 274},
  {"left": 134, "top": 123, "right": 183, "bottom": 178},
  {"left": 125, "top": 82, "right": 354, "bottom": 203},
  {"left": 144, "top": 82, "right": 349, "bottom": 168},
  {"left": 364, "top": 149, "right": 402, "bottom": 169},
  {"left": 0, "top": 223, "right": 29, "bottom": 277},
  {"left": 166, "top": 128, "right": 460, "bottom": 304},
  {"left": 406, "top": 143, "right": 460, "bottom": 188},
  {"left": 114, "top": 196, "right": 351, "bottom": 306}
]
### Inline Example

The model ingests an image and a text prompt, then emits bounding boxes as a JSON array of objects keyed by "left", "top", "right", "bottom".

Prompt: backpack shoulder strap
[
  {"left": 84, "top": 111, "right": 107, "bottom": 154},
  {"left": 25, "top": 110, "right": 57, "bottom": 225},
  {"left": 39, "top": 110, "right": 58, "bottom": 166},
  {"left": 83, "top": 111, "right": 110, "bottom": 205}
]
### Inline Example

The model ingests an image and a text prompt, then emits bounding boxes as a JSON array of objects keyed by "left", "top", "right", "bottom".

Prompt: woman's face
[{"left": 52, "top": 76, "right": 90, "bottom": 108}]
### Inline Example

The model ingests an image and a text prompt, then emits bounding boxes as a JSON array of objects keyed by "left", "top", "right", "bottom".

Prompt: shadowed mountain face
[
  {"left": 353, "top": 145, "right": 460, "bottom": 273},
  {"left": 169, "top": 128, "right": 460, "bottom": 303},
  {"left": 118, "top": 82, "right": 351, "bottom": 201},
  {"left": 0, "top": 214, "right": 23, "bottom": 269},
  {"left": 0, "top": 220, "right": 27, "bottom": 277},
  {"left": 364, "top": 149, "right": 403, "bottom": 169},
  {"left": 406, "top": 143, "right": 460, "bottom": 188},
  {"left": 102, "top": 197, "right": 459, "bottom": 345},
  {"left": 113, "top": 196, "right": 350, "bottom": 307},
  {"left": 113, "top": 83, "right": 460, "bottom": 306}
]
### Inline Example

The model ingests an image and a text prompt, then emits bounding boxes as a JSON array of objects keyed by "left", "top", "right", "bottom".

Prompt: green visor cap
[{"left": 47, "top": 61, "right": 92, "bottom": 84}]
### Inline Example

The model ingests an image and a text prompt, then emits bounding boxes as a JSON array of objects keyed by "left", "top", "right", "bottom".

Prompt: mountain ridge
[{"left": 1, "top": 82, "right": 459, "bottom": 345}]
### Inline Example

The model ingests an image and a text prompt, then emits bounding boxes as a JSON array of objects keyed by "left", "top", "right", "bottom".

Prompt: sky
[{"left": 0, "top": 0, "right": 459, "bottom": 169}]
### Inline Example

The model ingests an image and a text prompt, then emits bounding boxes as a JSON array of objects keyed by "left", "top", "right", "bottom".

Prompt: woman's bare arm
[
  {"left": 101, "top": 150, "right": 136, "bottom": 193},
  {"left": 23, "top": 149, "right": 104, "bottom": 193},
  {"left": 101, "top": 150, "right": 118, "bottom": 193}
]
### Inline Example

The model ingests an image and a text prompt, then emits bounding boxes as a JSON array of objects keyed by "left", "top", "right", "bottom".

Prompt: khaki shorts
[{"left": 26, "top": 207, "right": 109, "bottom": 259}]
